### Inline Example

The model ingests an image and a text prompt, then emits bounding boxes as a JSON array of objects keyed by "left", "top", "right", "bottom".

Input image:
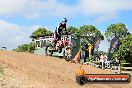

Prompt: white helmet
[{"left": 62, "top": 18, "right": 67, "bottom": 24}]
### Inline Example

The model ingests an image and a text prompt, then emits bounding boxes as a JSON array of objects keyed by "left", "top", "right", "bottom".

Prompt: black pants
[{"left": 54, "top": 32, "right": 61, "bottom": 40}]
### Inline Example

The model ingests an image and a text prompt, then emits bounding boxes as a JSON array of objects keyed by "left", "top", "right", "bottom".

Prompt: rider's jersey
[{"left": 56, "top": 23, "right": 66, "bottom": 34}]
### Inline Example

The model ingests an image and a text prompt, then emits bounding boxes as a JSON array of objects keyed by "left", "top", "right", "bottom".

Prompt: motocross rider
[
  {"left": 54, "top": 18, "right": 67, "bottom": 40},
  {"left": 53, "top": 18, "right": 67, "bottom": 47}
]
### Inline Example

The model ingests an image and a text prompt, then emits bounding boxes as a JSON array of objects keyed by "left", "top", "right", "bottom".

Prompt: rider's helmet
[{"left": 62, "top": 18, "right": 67, "bottom": 24}]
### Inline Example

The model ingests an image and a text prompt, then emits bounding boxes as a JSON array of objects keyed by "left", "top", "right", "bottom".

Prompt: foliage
[
  {"left": 31, "top": 28, "right": 53, "bottom": 38},
  {"left": 17, "top": 44, "right": 29, "bottom": 52},
  {"left": 112, "top": 34, "right": 132, "bottom": 65},
  {"left": 28, "top": 42, "right": 35, "bottom": 53},
  {"left": 12, "top": 49, "right": 18, "bottom": 51},
  {"left": 79, "top": 25, "right": 104, "bottom": 40},
  {"left": 66, "top": 26, "right": 79, "bottom": 34},
  {"left": 95, "top": 51, "right": 107, "bottom": 56},
  {"left": 14, "top": 42, "right": 35, "bottom": 53},
  {"left": 80, "top": 38, "right": 88, "bottom": 49},
  {"left": 105, "top": 23, "right": 128, "bottom": 42}
]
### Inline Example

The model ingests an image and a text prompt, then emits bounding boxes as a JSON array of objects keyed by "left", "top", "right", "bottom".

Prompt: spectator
[
  {"left": 114, "top": 55, "right": 120, "bottom": 66},
  {"left": 99, "top": 53, "right": 105, "bottom": 68},
  {"left": 80, "top": 45, "right": 85, "bottom": 64},
  {"left": 100, "top": 53, "right": 105, "bottom": 62},
  {"left": 80, "top": 38, "right": 86, "bottom": 63},
  {"left": 104, "top": 54, "right": 108, "bottom": 61},
  {"left": 88, "top": 43, "right": 93, "bottom": 59}
]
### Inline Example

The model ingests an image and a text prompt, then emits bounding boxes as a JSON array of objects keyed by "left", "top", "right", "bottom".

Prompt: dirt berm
[{"left": 0, "top": 50, "right": 131, "bottom": 88}]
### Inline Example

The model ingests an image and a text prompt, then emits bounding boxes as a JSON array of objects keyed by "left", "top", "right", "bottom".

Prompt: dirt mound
[{"left": 0, "top": 50, "right": 131, "bottom": 88}]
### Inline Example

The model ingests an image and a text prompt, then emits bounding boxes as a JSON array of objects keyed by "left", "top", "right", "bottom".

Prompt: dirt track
[{"left": 0, "top": 50, "right": 131, "bottom": 88}]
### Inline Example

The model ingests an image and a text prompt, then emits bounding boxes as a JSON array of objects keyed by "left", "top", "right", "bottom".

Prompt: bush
[
  {"left": 28, "top": 42, "right": 35, "bottom": 53},
  {"left": 13, "top": 42, "right": 35, "bottom": 53},
  {"left": 17, "top": 44, "right": 29, "bottom": 52}
]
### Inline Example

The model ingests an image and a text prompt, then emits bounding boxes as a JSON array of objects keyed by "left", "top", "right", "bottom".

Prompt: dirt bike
[
  {"left": 45, "top": 40, "right": 64, "bottom": 56},
  {"left": 45, "top": 30, "right": 71, "bottom": 57}
]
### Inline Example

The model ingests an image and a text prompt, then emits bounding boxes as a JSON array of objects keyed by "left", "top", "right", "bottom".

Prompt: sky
[{"left": 0, "top": 0, "right": 132, "bottom": 52}]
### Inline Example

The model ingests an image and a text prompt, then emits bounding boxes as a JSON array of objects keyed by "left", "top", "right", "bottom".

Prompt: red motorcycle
[{"left": 45, "top": 39, "right": 69, "bottom": 56}]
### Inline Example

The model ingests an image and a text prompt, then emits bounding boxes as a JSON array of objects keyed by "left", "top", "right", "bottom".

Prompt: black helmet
[{"left": 62, "top": 18, "right": 67, "bottom": 24}]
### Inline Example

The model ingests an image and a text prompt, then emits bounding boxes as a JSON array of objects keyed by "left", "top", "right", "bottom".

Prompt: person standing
[
  {"left": 88, "top": 43, "right": 93, "bottom": 59},
  {"left": 100, "top": 53, "right": 105, "bottom": 69},
  {"left": 96, "top": 55, "right": 100, "bottom": 62},
  {"left": 114, "top": 55, "right": 120, "bottom": 66},
  {"left": 80, "top": 39, "right": 86, "bottom": 63}
]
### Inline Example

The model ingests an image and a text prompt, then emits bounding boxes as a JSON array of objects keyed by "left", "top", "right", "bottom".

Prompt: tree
[
  {"left": 79, "top": 25, "right": 104, "bottom": 40},
  {"left": 105, "top": 23, "right": 128, "bottom": 42},
  {"left": 31, "top": 28, "right": 53, "bottom": 39},
  {"left": 66, "top": 26, "right": 79, "bottom": 34},
  {"left": 112, "top": 34, "right": 132, "bottom": 66}
]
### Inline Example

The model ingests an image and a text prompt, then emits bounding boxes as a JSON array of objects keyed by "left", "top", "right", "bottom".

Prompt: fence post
[
  {"left": 118, "top": 64, "right": 121, "bottom": 74},
  {"left": 102, "top": 61, "right": 104, "bottom": 70}
]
